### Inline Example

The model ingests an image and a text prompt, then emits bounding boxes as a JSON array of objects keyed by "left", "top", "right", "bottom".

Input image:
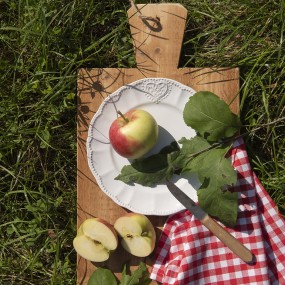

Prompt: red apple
[{"left": 109, "top": 109, "right": 158, "bottom": 159}]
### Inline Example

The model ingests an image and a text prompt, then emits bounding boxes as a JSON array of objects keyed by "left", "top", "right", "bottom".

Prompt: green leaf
[
  {"left": 183, "top": 91, "right": 241, "bottom": 142},
  {"left": 198, "top": 184, "right": 238, "bottom": 228},
  {"left": 182, "top": 142, "right": 232, "bottom": 180},
  {"left": 115, "top": 164, "right": 171, "bottom": 187},
  {"left": 115, "top": 142, "right": 180, "bottom": 187},
  {"left": 87, "top": 268, "right": 117, "bottom": 285},
  {"left": 180, "top": 138, "right": 238, "bottom": 226},
  {"left": 171, "top": 136, "right": 213, "bottom": 172},
  {"left": 120, "top": 262, "right": 151, "bottom": 285},
  {"left": 180, "top": 136, "right": 211, "bottom": 154}
]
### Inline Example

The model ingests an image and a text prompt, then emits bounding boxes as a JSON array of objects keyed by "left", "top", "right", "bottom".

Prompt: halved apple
[
  {"left": 114, "top": 213, "right": 156, "bottom": 257},
  {"left": 73, "top": 218, "right": 118, "bottom": 262}
]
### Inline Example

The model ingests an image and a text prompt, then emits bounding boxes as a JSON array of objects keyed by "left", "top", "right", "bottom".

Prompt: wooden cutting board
[{"left": 77, "top": 3, "right": 239, "bottom": 284}]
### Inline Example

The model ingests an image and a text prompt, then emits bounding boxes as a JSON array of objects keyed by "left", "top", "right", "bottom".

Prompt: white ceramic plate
[{"left": 87, "top": 78, "right": 201, "bottom": 216}]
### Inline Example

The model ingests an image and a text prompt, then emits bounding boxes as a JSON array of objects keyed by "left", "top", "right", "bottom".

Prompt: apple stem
[{"left": 117, "top": 111, "right": 129, "bottom": 123}]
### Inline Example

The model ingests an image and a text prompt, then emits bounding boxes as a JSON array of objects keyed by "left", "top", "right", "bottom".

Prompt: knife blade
[{"left": 166, "top": 180, "right": 254, "bottom": 263}]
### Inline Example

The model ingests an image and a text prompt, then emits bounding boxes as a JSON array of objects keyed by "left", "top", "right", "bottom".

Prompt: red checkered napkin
[{"left": 150, "top": 138, "right": 285, "bottom": 285}]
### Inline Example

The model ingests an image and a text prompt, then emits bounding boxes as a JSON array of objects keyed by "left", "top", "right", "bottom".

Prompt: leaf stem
[
  {"left": 243, "top": 116, "right": 285, "bottom": 133},
  {"left": 183, "top": 141, "right": 230, "bottom": 166},
  {"left": 183, "top": 116, "right": 285, "bottom": 165},
  {"left": 225, "top": 116, "right": 285, "bottom": 142}
]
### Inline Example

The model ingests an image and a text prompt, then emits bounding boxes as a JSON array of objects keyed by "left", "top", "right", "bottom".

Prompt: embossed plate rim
[{"left": 86, "top": 77, "right": 199, "bottom": 216}]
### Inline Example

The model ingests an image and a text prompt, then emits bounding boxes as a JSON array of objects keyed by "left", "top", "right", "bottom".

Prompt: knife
[{"left": 166, "top": 180, "right": 254, "bottom": 263}]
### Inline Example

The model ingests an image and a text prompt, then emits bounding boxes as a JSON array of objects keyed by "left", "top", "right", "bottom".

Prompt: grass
[{"left": 0, "top": 0, "right": 284, "bottom": 284}]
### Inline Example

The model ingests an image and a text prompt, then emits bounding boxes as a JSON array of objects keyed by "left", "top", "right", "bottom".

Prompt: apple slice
[
  {"left": 114, "top": 213, "right": 156, "bottom": 257},
  {"left": 73, "top": 218, "right": 118, "bottom": 262}
]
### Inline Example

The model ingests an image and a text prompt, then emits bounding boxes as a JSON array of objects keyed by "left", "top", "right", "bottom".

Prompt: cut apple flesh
[
  {"left": 73, "top": 218, "right": 118, "bottom": 262},
  {"left": 121, "top": 235, "right": 154, "bottom": 257},
  {"left": 82, "top": 218, "right": 118, "bottom": 250},
  {"left": 73, "top": 234, "right": 110, "bottom": 262},
  {"left": 114, "top": 214, "right": 156, "bottom": 257},
  {"left": 114, "top": 216, "right": 152, "bottom": 236}
]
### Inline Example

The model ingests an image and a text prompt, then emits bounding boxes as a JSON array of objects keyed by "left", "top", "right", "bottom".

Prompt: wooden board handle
[
  {"left": 128, "top": 4, "right": 187, "bottom": 71},
  {"left": 201, "top": 215, "right": 254, "bottom": 263}
]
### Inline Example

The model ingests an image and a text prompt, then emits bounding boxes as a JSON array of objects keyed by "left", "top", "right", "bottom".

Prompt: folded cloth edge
[{"left": 150, "top": 138, "right": 285, "bottom": 285}]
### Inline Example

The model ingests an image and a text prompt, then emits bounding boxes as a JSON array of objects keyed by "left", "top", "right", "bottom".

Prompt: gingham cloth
[{"left": 150, "top": 138, "right": 285, "bottom": 285}]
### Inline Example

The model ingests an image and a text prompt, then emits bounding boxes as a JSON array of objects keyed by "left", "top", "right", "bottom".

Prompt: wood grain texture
[{"left": 77, "top": 4, "right": 239, "bottom": 284}]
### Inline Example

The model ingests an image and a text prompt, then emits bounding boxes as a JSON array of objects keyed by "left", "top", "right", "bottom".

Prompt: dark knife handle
[{"left": 201, "top": 215, "right": 254, "bottom": 263}]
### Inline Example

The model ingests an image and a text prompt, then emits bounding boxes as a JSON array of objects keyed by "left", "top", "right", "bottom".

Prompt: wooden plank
[{"left": 77, "top": 4, "right": 239, "bottom": 284}]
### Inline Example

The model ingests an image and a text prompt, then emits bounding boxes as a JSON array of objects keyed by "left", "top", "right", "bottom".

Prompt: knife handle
[{"left": 201, "top": 215, "right": 254, "bottom": 263}]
